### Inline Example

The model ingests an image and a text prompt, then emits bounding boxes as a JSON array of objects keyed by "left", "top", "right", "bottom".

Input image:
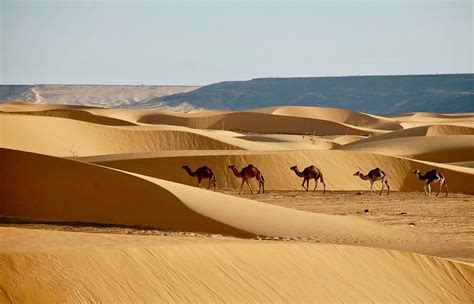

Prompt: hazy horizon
[
  {"left": 1, "top": 72, "right": 473, "bottom": 87},
  {"left": 1, "top": 0, "right": 472, "bottom": 85}
]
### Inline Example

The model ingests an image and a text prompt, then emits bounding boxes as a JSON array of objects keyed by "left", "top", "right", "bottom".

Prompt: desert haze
[{"left": 0, "top": 101, "right": 473, "bottom": 302}]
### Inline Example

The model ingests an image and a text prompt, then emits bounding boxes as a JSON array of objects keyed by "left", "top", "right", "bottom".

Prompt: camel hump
[{"left": 368, "top": 168, "right": 382, "bottom": 176}]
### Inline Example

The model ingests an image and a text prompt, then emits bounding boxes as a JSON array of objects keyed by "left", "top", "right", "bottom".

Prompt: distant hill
[
  {"left": 147, "top": 74, "right": 474, "bottom": 114},
  {"left": 0, "top": 84, "right": 200, "bottom": 110}
]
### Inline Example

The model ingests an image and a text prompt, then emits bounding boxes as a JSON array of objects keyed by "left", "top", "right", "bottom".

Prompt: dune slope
[
  {"left": 85, "top": 150, "right": 474, "bottom": 193},
  {"left": 338, "top": 135, "right": 474, "bottom": 163},
  {"left": 1, "top": 227, "right": 473, "bottom": 303},
  {"left": 0, "top": 113, "right": 246, "bottom": 156},
  {"left": 1, "top": 148, "right": 430, "bottom": 246}
]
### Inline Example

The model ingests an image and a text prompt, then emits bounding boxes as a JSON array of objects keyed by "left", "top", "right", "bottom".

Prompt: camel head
[
  {"left": 412, "top": 169, "right": 420, "bottom": 174},
  {"left": 182, "top": 165, "right": 190, "bottom": 170},
  {"left": 290, "top": 166, "right": 298, "bottom": 170},
  {"left": 228, "top": 165, "right": 236, "bottom": 169},
  {"left": 353, "top": 171, "right": 361, "bottom": 176}
]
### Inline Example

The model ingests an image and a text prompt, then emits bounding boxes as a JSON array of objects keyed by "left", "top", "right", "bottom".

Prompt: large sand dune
[
  {"left": 1, "top": 148, "right": 420, "bottom": 243},
  {"left": 1, "top": 227, "right": 472, "bottom": 303},
  {"left": 1, "top": 103, "right": 473, "bottom": 302}
]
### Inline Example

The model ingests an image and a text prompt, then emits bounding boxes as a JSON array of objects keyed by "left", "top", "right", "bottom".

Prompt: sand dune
[
  {"left": 339, "top": 135, "right": 474, "bottom": 163},
  {"left": 2, "top": 108, "right": 138, "bottom": 126},
  {"left": 5, "top": 102, "right": 384, "bottom": 136},
  {"left": 1, "top": 227, "right": 472, "bottom": 303},
  {"left": 0, "top": 113, "right": 247, "bottom": 156},
  {"left": 82, "top": 149, "right": 474, "bottom": 193},
  {"left": 340, "top": 124, "right": 474, "bottom": 147},
  {"left": 2, "top": 103, "right": 474, "bottom": 302},
  {"left": 1, "top": 148, "right": 419, "bottom": 243},
  {"left": 252, "top": 105, "right": 403, "bottom": 130}
]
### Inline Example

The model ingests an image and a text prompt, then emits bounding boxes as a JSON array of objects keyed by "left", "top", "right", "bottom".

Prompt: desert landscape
[{"left": 0, "top": 101, "right": 473, "bottom": 302}]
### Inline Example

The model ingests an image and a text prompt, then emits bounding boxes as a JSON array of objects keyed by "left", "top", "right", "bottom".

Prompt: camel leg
[
  {"left": 239, "top": 179, "right": 245, "bottom": 195},
  {"left": 301, "top": 179, "right": 307, "bottom": 191},
  {"left": 313, "top": 179, "right": 318, "bottom": 192},
  {"left": 370, "top": 180, "right": 374, "bottom": 195},
  {"left": 444, "top": 182, "right": 448, "bottom": 197},
  {"left": 379, "top": 180, "right": 384, "bottom": 196},
  {"left": 385, "top": 179, "right": 390, "bottom": 195},
  {"left": 198, "top": 177, "right": 202, "bottom": 189},
  {"left": 322, "top": 181, "right": 326, "bottom": 194},
  {"left": 436, "top": 180, "right": 442, "bottom": 197},
  {"left": 246, "top": 180, "right": 253, "bottom": 194},
  {"left": 427, "top": 183, "right": 432, "bottom": 196}
]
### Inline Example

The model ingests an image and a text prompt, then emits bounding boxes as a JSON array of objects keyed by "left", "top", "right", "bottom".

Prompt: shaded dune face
[
  {"left": 0, "top": 148, "right": 250, "bottom": 237},
  {"left": 0, "top": 148, "right": 410, "bottom": 243}
]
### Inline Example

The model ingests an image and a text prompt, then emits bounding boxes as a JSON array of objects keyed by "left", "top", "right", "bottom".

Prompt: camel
[
  {"left": 412, "top": 169, "right": 448, "bottom": 197},
  {"left": 290, "top": 165, "right": 326, "bottom": 193},
  {"left": 181, "top": 165, "right": 216, "bottom": 191},
  {"left": 353, "top": 168, "right": 390, "bottom": 195},
  {"left": 228, "top": 164, "right": 265, "bottom": 194}
]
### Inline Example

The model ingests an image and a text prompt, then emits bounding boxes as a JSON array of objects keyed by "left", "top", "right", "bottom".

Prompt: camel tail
[
  {"left": 260, "top": 174, "right": 265, "bottom": 182},
  {"left": 319, "top": 172, "right": 324, "bottom": 184}
]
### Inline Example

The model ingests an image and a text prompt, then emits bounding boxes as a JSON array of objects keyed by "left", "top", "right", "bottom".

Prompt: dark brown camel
[
  {"left": 290, "top": 165, "right": 326, "bottom": 193},
  {"left": 182, "top": 165, "right": 216, "bottom": 191},
  {"left": 412, "top": 169, "right": 448, "bottom": 197},
  {"left": 228, "top": 164, "right": 265, "bottom": 194},
  {"left": 353, "top": 168, "right": 390, "bottom": 195}
]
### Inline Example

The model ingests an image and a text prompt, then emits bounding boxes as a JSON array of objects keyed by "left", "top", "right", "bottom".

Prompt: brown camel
[
  {"left": 353, "top": 168, "right": 390, "bottom": 195},
  {"left": 228, "top": 164, "right": 265, "bottom": 194},
  {"left": 412, "top": 169, "right": 448, "bottom": 197},
  {"left": 182, "top": 165, "right": 216, "bottom": 191},
  {"left": 290, "top": 165, "right": 326, "bottom": 193}
]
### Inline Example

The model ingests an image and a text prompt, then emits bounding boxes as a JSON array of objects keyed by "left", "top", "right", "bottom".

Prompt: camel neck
[
  {"left": 184, "top": 167, "right": 197, "bottom": 177},
  {"left": 230, "top": 167, "right": 241, "bottom": 177},
  {"left": 291, "top": 168, "right": 304, "bottom": 177},
  {"left": 359, "top": 174, "right": 371, "bottom": 181},
  {"left": 417, "top": 172, "right": 427, "bottom": 180}
]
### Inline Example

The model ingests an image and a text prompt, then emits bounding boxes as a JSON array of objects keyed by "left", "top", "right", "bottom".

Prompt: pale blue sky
[{"left": 0, "top": 0, "right": 472, "bottom": 85}]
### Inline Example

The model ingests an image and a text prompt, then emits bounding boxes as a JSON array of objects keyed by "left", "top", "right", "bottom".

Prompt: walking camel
[
  {"left": 181, "top": 165, "right": 217, "bottom": 191},
  {"left": 353, "top": 168, "right": 390, "bottom": 195},
  {"left": 290, "top": 165, "right": 326, "bottom": 193},
  {"left": 412, "top": 169, "right": 448, "bottom": 197},
  {"left": 228, "top": 164, "right": 265, "bottom": 194}
]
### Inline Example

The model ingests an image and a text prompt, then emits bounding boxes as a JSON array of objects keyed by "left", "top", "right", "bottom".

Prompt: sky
[{"left": 0, "top": 0, "right": 472, "bottom": 85}]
